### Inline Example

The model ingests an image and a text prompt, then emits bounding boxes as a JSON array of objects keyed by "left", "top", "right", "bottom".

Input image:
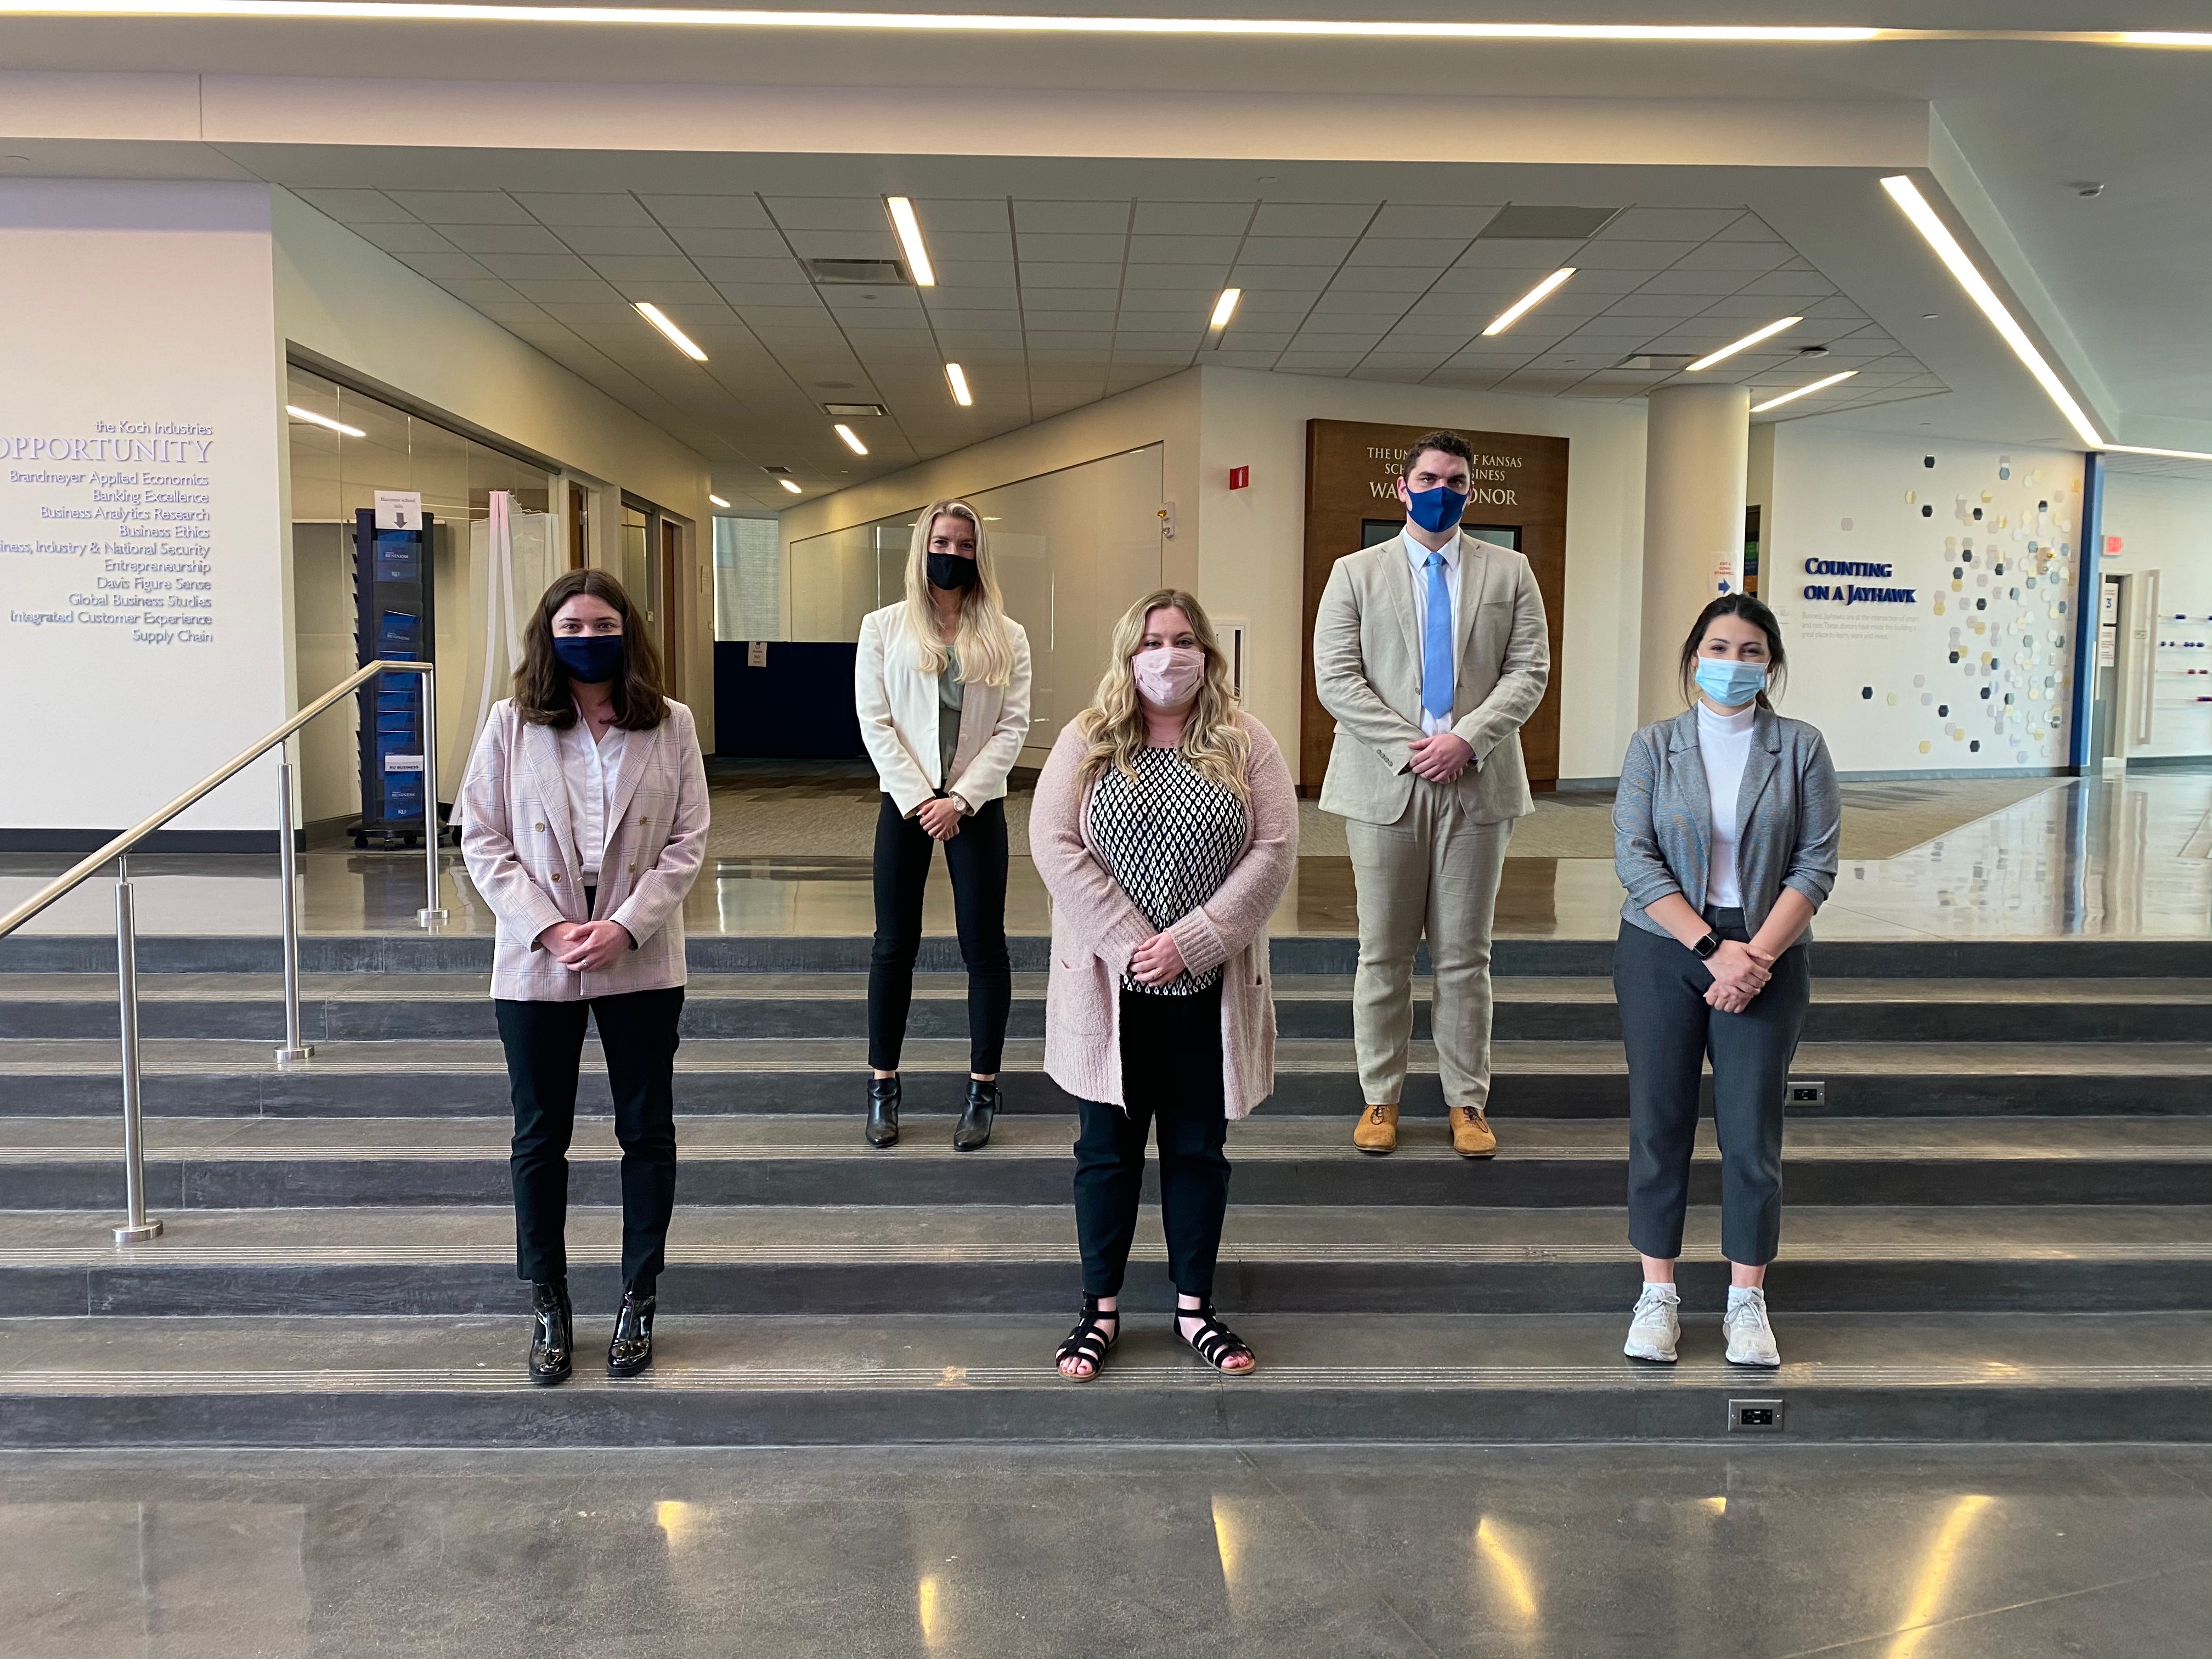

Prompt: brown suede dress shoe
[
  {"left": 1353, "top": 1102, "right": 1399, "bottom": 1154},
  {"left": 1449, "top": 1105, "right": 1498, "bottom": 1158}
]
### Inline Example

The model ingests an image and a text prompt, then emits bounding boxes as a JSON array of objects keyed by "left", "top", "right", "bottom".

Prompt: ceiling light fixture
[
  {"left": 633, "top": 301, "right": 708, "bottom": 362},
  {"left": 834, "top": 423, "right": 869, "bottom": 455},
  {"left": 285, "top": 404, "right": 365, "bottom": 437},
  {"left": 1750, "top": 370, "right": 1858, "bottom": 413},
  {"left": 945, "top": 362, "right": 973, "bottom": 406},
  {"left": 1481, "top": 268, "right": 1576, "bottom": 336},
  {"left": 1209, "top": 288, "right": 1242, "bottom": 329},
  {"left": 885, "top": 197, "right": 935, "bottom": 287},
  {"left": 2104, "top": 443, "right": 2212, "bottom": 462},
  {"left": 708, "top": 493, "right": 731, "bottom": 508},
  {"left": 1687, "top": 316, "right": 1802, "bottom": 371},
  {"left": 1879, "top": 174, "right": 2101, "bottom": 449},
  {"left": 780, "top": 478, "right": 804, "bottom": 494}
]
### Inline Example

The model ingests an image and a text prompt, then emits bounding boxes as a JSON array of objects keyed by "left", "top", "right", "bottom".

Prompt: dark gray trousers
[{"left": 1613, "top": 909, "right": 1810, "bottom": 1267}]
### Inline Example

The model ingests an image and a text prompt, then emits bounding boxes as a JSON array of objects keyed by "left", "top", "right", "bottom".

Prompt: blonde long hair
[
  {"left": 900, "top": 499, "right": 1017, "bottom": 687},
  {"left": 1075, "top": 588, "right": 1251, "bottom": 798}
]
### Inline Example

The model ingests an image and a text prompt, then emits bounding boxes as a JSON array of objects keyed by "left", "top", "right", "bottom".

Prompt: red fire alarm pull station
[{"left": 1228, "top": 466, "right": 1250, "bottom": 490}]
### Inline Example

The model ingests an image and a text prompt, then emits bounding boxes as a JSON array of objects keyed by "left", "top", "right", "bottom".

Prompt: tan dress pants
[{"left": 1342, "top": 782, "right": 1513, "bottom": 1114}]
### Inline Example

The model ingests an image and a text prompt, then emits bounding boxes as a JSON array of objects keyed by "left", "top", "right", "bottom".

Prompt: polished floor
[
  {"left": 3, "top": 1443, "right": 2206, "bottom": 1657},
  {"left": 6, "top": 770, "right": 2209, "bottom": 940}
]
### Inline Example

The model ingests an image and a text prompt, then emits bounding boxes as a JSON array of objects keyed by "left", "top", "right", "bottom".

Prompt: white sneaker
[
  {"left": 1723, "top": 1289, "right": 1781, "bottom": 1367},
  {"left": 1623, "top": 1285, "right": 1680, "bottom": 1363}
]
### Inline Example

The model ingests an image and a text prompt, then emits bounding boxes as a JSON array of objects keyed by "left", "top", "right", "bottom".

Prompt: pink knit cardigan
[{"left": 1030, "top": 713, "right": 1299, "bottom": 1119}]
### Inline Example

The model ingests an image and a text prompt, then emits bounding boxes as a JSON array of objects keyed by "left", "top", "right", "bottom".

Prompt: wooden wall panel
[{"left": 1299, "top": 419, "right": 1569, "bottom": 790}]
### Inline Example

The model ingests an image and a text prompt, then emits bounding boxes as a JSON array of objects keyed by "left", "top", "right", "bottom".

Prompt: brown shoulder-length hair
[{"left": 512, "top": 569, "right": 667, "bottom": 730}]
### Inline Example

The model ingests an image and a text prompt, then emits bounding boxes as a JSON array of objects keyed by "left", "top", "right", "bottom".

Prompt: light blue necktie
[{"left": 1421, "top": 551, "right": 1454, "bottom": 724}]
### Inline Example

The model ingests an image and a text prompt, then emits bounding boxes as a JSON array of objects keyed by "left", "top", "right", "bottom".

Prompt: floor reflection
[{"left": 4, "top": 771, "right": 2207, "bottom": 941}]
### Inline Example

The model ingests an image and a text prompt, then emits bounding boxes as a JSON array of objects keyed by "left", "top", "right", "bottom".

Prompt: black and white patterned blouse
[{"left": 1087, "top": 746, "right": 1248, "bottom": 996}]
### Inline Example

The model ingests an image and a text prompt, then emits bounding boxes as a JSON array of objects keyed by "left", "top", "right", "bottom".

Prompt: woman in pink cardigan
[{"left": 1031, "top": 588, "right": 1297, "bottom": 1380}]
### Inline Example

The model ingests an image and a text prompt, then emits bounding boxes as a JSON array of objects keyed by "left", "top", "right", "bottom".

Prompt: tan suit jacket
[
  {"left": 458, "top": 698, "right": 711, "bottom": 1002},
  {"left": 1313, "top": 535, "right": 1550, "bottom": 826}
]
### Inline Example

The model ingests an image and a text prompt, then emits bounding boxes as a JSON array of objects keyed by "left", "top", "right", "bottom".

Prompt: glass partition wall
[{"left": 286, "top": 365, "right": 555, "bottom": 826}]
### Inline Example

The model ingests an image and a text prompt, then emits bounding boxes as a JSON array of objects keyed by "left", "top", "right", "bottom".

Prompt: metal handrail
[{"left": 0, "top": 658, "right": 448, "bottom": 1243}]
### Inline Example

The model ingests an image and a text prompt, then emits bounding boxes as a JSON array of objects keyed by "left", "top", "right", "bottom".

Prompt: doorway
[{"left": 2090, "top": 568, "right": 2160, "bottom": 770}]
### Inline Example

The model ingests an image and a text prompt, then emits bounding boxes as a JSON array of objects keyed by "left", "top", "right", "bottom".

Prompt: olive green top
[{"left": 938, "top": 645, "right": 964, "bottom": 789}]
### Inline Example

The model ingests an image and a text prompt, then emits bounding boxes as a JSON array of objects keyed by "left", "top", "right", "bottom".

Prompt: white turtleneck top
[{"left": 1697, "top": 700, "right": 1758, "bottom": 909}]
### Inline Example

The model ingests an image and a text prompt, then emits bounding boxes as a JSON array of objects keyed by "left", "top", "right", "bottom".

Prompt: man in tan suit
[{"left": 1313, "top": 430, "right": 1550, "bottom": 1156}]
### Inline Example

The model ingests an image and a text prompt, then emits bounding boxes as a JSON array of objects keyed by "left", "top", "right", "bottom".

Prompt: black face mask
[{"left": 927, "top": 551, "right": 978, "bottom": 591}]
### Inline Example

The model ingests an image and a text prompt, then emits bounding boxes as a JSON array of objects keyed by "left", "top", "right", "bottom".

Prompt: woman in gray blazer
[{"left": 1610, "top": 595, "right": 1839, "bottom": 1369}]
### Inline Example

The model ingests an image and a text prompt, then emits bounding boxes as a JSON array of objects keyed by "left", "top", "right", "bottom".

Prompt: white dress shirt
[
  {"left": 558, "top": 712, "right": 629, "bottom": 883},
  {"left": 1402, "top": 531, "right": 1462, "bottom": 737},
  {"left": 1697, "top": 699, "right": 1758, "bottom": 909}
]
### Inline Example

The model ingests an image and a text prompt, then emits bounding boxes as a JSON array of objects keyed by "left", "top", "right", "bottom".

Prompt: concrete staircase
[{"left": 2, "top": 930, "right": 2208, "bottom": 1447}]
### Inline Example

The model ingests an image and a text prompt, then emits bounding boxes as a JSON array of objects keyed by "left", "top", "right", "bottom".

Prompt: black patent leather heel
[
  {"left": 607, "top": 1289, "right": 656, "bottom": 1379},
  {"left": 528, "top": 1279, "right": 573, "bottom": 1386},
  {"left": 866, "top": 1075, "right": 901, "bottom": 1147}
]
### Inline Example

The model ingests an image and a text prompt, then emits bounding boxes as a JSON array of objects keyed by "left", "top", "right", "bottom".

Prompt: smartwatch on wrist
[{"left": 1691, "top": 931, "right": 1723, "bottom": 961}]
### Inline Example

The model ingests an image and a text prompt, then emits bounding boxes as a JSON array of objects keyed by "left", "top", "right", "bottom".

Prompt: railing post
[
  {"left": 417, "top": 663, "right": 449, "bottom": 928},
  {"left": 275, "top": 744, "right": 312, "bottom": 1065},
  {"left": 112, "top": 856, "right": 161, "bottom": 1245}
]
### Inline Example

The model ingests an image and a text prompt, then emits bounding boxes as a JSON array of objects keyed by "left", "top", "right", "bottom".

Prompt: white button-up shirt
[
  {"left": 1403, "top": 531, "right": 1462, "bottom": 736},
  {"left": 558, "top": 712, "right": 629, "bottom": 883}
]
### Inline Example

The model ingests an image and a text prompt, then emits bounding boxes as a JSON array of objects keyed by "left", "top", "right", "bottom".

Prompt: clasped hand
[
  {"left": 1128, "top": 930, "right": 1187, "bottom": 987},
  {"left": 1703, "top": 939, "right": 1775, "bottom": 1014},
  {"left": 916, "top": 795, "right": 966, "bottom": 841},
  {"left": 536, "top": 919, "right": 634, "bottom": 973},
  {"left": 1407, "top": 732, "right": 1474, "bottom": 783}
]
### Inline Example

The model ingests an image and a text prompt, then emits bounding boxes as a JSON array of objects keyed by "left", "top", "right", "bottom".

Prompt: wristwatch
[{"left": 1691, "top": 931, "right": 1722, "bottom": 960}]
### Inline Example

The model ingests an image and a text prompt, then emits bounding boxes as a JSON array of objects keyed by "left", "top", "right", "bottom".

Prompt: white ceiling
[{"left": 292, "top": 183, "right": 1940, "bottom": 508}]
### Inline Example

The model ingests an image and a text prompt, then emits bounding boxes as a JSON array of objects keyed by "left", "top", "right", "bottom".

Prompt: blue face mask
[
  {"left": 552, "top": 633, "right": 625, "bottom": 685},
  {"left": 1404, "top": 483, "right": 1469, "bottom": 535},
  {"left": 1694, "top": 658, "right": 1768, "bottom": 707}
]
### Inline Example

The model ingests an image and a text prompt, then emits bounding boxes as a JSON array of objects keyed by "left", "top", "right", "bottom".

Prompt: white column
[{"left": 1638, "top": 384, "right": 1750, "bottom": 723}]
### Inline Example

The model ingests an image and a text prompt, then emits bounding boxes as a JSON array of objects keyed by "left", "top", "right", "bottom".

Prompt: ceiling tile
[
  {"left": 783, "top": 229, "right": 902, "bottom": 259},
  {"left": 638, "top": 195, "right": 774, "bottom": 229},
  {"left": 1128, "top": 234, "right": 1241, "bottom": 264},
  {"left": 388, "top": 191, "right": 534, "bottom": 225},
  {"left": 1014, "top": 200, "right": 1127, "bottom": 233},
  {"left": 433, "top": 278, "right": 529, "bottom": 305},
  {"left": 586, "top": 256, "right": 706, "bottom": 286},
  {"left": 1344, "top": 237, "right": 1467, "bottom": 268},
  {"left": 1327, "top": 267, "right": 1447, "bottom": 294},
  {"left": 1249, "top": 203, "right": 1375, "bottom": 236},
  {"left": 476, "top": 252, "right": 603, "bottom": 283},
  {"left": 349, "top": 222, "right": 456, "bottom": 255},
  {"left": 766, "top": 198, "right": 893, "bottom": 232},
  {"left": 1634, "top": 268, "right": 1750, "bottom": 297},
  {"left": 692, "top": 256, "right": 810, "bottom": 285},
  {"left": 560, "top": 225, "right": 682, "bottom": 257},
  {"left": 670, "top": 226, "right": 790, "bottom": 259},
  {"left": 1712, "top": 213, "right": 1786, "bottom": 241},
  {"left": 1019, "top": 264, "right": 1121, "bottom": 292},
  {"left": 505, "top": 279, "right": 626, "bottom": 304},
  {"left": 1017, "top": 232, "right": 1128, "bottom": 262},
  {"left": 1739, "top": 270, "right": 1840, "bottom": 297},
  {"left": 929, "top": 230, "right": 1016, "bottom": 261},
  {"left": 1596, "top": 207, "right": 1745, "bottom": 241},
  {"left": 1366, "top": 204, "right": 1502, "bottom": 238},
  {"left": 515, "top": 193, "right": 656, "bottom": 227},
  {"left": 1571, "top": 240, "right": 1699, "bottom": 270},
  {"left": 1673, "top": 240, "right": 1791, "bottom": 273},
  {"left": 1238, "top": 236, "right": 1359, "bottom": 266},
  {"left": 1131, "top": 202, "right": 1251, "bottom": 235},
  {"left": 295, "top": 188, "right": 414, "bottom": 223},
  {"left": 713, "top": 283, "right": 821, "bottom": 308},
  {"left": 440, "top": 224, "right": 568, "bottom": 255},
  {"left": 396, "top": 252, "right": 496, "bottom": 282},
  {"left": 906, "top": 198, "right": 1013, "bottom": 234},
  {"left": 1455, "top": 238, "right": 1582, "bottom": 268}
]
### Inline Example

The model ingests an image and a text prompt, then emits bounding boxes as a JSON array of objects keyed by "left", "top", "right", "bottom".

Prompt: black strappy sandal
[
  {"left": 1174, "top": 1302, "right": 1256, "bottom": 1374},
  {"left": 1055, "top": 1295, "right": 1119, "bottom": 1383}
]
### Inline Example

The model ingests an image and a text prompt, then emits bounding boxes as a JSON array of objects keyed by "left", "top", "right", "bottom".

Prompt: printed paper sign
[{"left": 374, "top": 490, "right": 423, "bottom": 531}]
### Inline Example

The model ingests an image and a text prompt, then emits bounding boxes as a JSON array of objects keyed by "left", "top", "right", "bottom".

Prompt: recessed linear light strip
[
  {"left": 708, "top": 493, "right": 730, "bottom": 507},
  {"left": 944, "top": 363, "right": 973, "bottom": 407},
  {"left": 13, "top": 6, "right": 2212, "bottom": 46},
  {"left": 885, "top": 197, "right": 935, "bottom": 288},
  {"left": 1209, "top": 288, "right": 1241, "bottom": 329},
  {"left": 1688, "top": 316, "right": 1801, "bottom": 372},
  {"left": 1750, "top": 370, "right": 1856, "bottom": 414},
  {"left": 285, "top": 404, "right": 365, "bottom": 437},
  {"left": 778, "top": 478, "right": 804, "bottom": 495},
  {"left": 834, "top": 423, "right": 868, "bottom": 455},
  {"left": 1482, "top": 268, "right": 1575, "bottom": 336},
  {"left": 634, "top": 301, "right": 707, "bottom": 362}
]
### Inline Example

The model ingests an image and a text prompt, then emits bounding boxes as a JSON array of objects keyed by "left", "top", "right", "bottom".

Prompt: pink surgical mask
[{"left": 1132, "top": 644, "right": 1205, "bottom": 709}]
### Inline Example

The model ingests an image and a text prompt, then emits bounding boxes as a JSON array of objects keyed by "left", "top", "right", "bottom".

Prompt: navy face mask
[
  {"left": 551, "top": 633, "right": 625, "bottom": 684},
  {"left": 1404, "top": 482, "right": 1469, "bottom": 534},
  {"left": 927, "top": 551, "right": 979, "bottom": 591}
]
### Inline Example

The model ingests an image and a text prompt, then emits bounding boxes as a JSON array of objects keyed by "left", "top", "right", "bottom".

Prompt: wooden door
[
  {"left": 658, "top": 516, "right": 684, "bottom": 695},
  {"left": 1299, "top": 419, "right": 1569, "bottom": 791},
  {"left": 566, "top": 482, "right": 589, "bottom": 571}
]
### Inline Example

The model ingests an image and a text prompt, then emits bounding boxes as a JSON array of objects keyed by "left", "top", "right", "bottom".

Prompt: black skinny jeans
[
  {"left": 496, "top": 985, "right": 684, "bottom": 1294},
  {"left": 1614, "top": 906, "right": 1812, "bottom": 1267},
  {"left": 867, "top": 792, "right": 1012, "bottom": 1075},
  {"left": 1073, "top": 979, "right": 1231, "bottom": 1300}
]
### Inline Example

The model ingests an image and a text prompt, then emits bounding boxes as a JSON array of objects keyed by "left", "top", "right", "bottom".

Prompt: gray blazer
[{"left": 1612, "top": 706, "right": 1840, "bottom": 940}]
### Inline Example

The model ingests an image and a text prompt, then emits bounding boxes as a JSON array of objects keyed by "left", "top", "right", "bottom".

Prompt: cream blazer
[
  {"left": 1312, "top": 534, "right": 1551, "bottom": 826},
  {"left": 855, "top": 603, "right": 1033, "bottom": 817},
  {"left": 458, "top": 698, "right": 710, "bottom": 1002}
]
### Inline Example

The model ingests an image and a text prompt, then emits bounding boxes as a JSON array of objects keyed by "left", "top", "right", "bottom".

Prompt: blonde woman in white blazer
[
  {"left": 459, "top": 569, "right": 709, "bottom": 1387},
  {"left": 854, "top": 499, "right": 1032, "bottom": 1152}
]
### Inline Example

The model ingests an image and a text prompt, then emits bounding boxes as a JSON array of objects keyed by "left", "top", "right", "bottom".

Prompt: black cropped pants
[
  {"left": 496, "top": 985, "right": 684, "bottom": 1294},
  {"left": 1073, "top": 979, "right": 1231, "bottom": 1300},
  {"left": 867, "top": 791, "right": 1012, "bottom": 1076},
  {"left": 1614, "top": 907, "right": 1811, "bottom": 1267}
]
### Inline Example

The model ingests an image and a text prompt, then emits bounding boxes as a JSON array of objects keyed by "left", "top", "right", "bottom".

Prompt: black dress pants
[
  {"left": 867, "top": 791, "right": 1012, "bottom": 1075},
  {"left": 1614, "top": 907, "right": 1811, "bottom": 1267},
  {"left": 496, "top": 985, "right": 684, "bottom": 1292},
  {"left": 1073, "top": 979, "right": 1230, "bottom": 1300}
]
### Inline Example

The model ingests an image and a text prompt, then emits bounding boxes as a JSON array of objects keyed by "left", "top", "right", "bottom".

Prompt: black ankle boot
[
  {"left": 607, "top": 1288, "right": 656, "bottom": 1378},
  {"left": 866, "top": 1075, "right": 901, "bottom": 1148},
  {"left": 528, "top": 1279, "right": 573, "bottom": 1386},
  {"left": 953, "top": 1078, "right": 999, "bottom": 1151}
]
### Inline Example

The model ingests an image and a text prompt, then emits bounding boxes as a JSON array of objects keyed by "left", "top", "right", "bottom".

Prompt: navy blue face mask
[
  {"left": 551, "top": 633, "right": 625, "bottom": 685},
  {"left": 1404, "top": 482, "right": 1469, "bottom": 534}
]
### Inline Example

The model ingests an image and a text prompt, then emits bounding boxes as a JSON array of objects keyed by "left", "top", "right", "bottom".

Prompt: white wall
[
  {"left": 2102, "top": 465, "right": 2212, "bottom": 759},
  {"left": 1765, "top": 425, "right": 2084, "bottom": 774},
  {"left": 2, "top": 179, "right": 287, "bottom": 836},
  {"left": 780, "top": 366, "right": 1649, "bottom": 776}
]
